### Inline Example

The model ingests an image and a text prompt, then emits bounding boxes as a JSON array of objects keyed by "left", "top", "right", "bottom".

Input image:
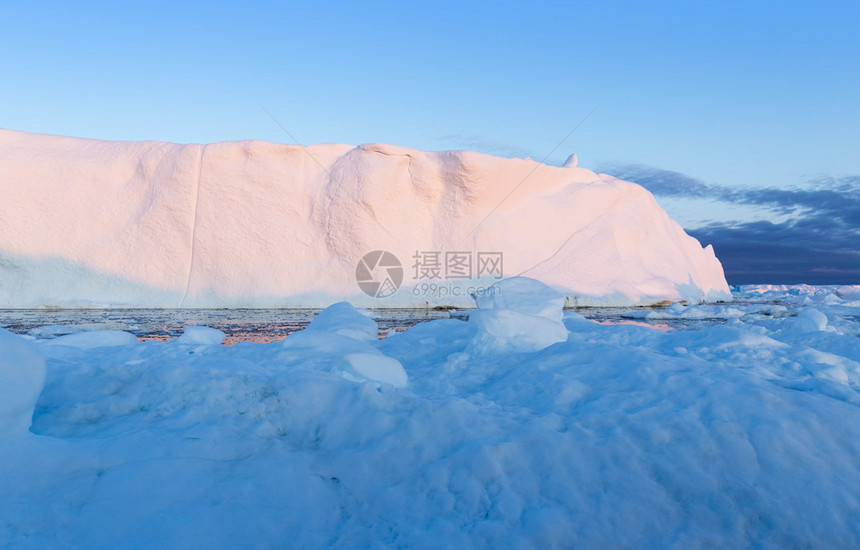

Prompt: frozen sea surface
[
  {"left": 0, "top": 308, "right": 454, "bottom": 344},
  {"left": 1, "top": 282, "right": 859, "bottom": 548},
  {"left": 5, "top": 286, "right": 849, "bottom": 343}
]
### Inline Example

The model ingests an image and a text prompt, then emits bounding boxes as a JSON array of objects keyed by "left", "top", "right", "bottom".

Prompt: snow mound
[
  {"left": 0, "top": 129, "right": 730, "bottom": 307},
  {"left": 0, "top": 328, "right": 46, "bottom": 434}
]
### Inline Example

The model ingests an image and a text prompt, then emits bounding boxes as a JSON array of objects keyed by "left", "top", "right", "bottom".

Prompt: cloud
[
  {"left": 726, "top": 177, "right": 860, "bottom": 228},
  {"left": 599, "top": 164, "right": 715, "bottom": 199},
  {"left": 600, "top": 164, "right": 860, "bottom": 284},
  {"left": 689, "top": 221, "right": 860, "bottom": 285},
  {"left": 438, "top": 134, "right": 534, "bottom": 159}
]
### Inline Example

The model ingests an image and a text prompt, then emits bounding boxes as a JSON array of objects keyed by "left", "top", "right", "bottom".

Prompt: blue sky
[{"left": 2, "top": 1, "right": 858, "bottom": 283}]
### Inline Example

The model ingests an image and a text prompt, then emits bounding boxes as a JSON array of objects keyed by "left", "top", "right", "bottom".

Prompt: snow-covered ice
[
  {"left": 1, "top": 282, "right": 859, "bottom": 548},
  {"left": 0, "top": 129, "right": 730, "bottom": 308},
  {"left": 0, "top": 328, "right": 45, "bottom": 434},
  {"left": 42, "top": 330, "right": 139, "bottom": 350},
  {"left": 468, "top": 277, "right": 569, "bottom": 354},
  {"left": 175, "top": 325, "right": 226, "bottom": 346},
  {"left": 471, "top": 276, "right": 566, "bottom": 322}
]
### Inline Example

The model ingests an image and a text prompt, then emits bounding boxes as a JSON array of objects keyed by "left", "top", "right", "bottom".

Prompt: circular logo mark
[{"left": 356, "top": 250, "right": 403, "bottom": 298}]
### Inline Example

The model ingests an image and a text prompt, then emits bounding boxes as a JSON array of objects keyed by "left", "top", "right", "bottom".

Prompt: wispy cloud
[
  {"left": 438, "top": 134, "right": 534, "bottom": 159},
  {"left": 600, "top": 164, "right": 860, "bottom": 284},
  {"left": 600, "top": 164, "right": 715, "bottom": 199}
]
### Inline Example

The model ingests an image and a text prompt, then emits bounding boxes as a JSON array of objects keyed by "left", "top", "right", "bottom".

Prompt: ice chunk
[
  {"left": 175, "top": 325, "right": 225, "bottom": 345},
  {"left": 0, "top": 328, "right": 46, "bottom": 434},
  {"left": 786, "top": 308, "right": 829, "bottom": 333},
  {"left": 281, "top": 302, "right": 406, "bottom": 386},
  {"left": 29, "top": 325, "right": 81, "bottom": 339},
  {"left": 42, "top": 330, "right": 138, "bottom": 349},
  {"left": 342, "top": 353, "right": 408, "bottom": 387},
  {"left": 467, "top": 309, "right": 568, "bottom": 354},
  {"left": 467, "top": 277, "right": 568, "bottom": 353},
  {"left": 472, "top": 277, "right": 565, "bottom": 322},
  {"left": 835, "top": 285, "right": 860, "bottom": 301},
  {"left": 306, "top": 302, "right": 378, "bottom": 342}
]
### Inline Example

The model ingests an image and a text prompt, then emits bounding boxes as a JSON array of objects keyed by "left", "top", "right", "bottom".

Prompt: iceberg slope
[{"left": 0, "top": 129, "right": 729, "bottom": 307}]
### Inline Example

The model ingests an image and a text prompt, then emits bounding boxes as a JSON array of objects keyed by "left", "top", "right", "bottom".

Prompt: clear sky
[{"left": 2, "top": 1, "right": 858, "bottom": 283}]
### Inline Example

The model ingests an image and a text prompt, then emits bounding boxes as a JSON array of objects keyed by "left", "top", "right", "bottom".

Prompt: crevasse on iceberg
[{"left": 0, "top": 129, "right": 730, "bottom": 307}]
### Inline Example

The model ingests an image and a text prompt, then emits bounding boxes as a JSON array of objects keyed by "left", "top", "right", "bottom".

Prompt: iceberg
[{"left": 0, "top": 129, "right": 730, "bottom": 307}]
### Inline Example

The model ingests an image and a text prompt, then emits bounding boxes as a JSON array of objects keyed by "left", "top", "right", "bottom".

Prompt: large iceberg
[{"left": 0, "top": 129, "right": 730, "bottom": 307}]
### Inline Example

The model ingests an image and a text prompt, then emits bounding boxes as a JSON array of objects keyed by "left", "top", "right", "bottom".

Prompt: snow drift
[
  {"left": 0, "top": 327, "right": 45, "bottom": 434},
  {"left": 0, "top": 129, "right": 730, "bottom": 307}
]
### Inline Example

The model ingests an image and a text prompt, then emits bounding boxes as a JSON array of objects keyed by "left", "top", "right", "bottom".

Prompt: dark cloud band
[{"left": 601, "top": 165, "right": 860, "bottom": 284}]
